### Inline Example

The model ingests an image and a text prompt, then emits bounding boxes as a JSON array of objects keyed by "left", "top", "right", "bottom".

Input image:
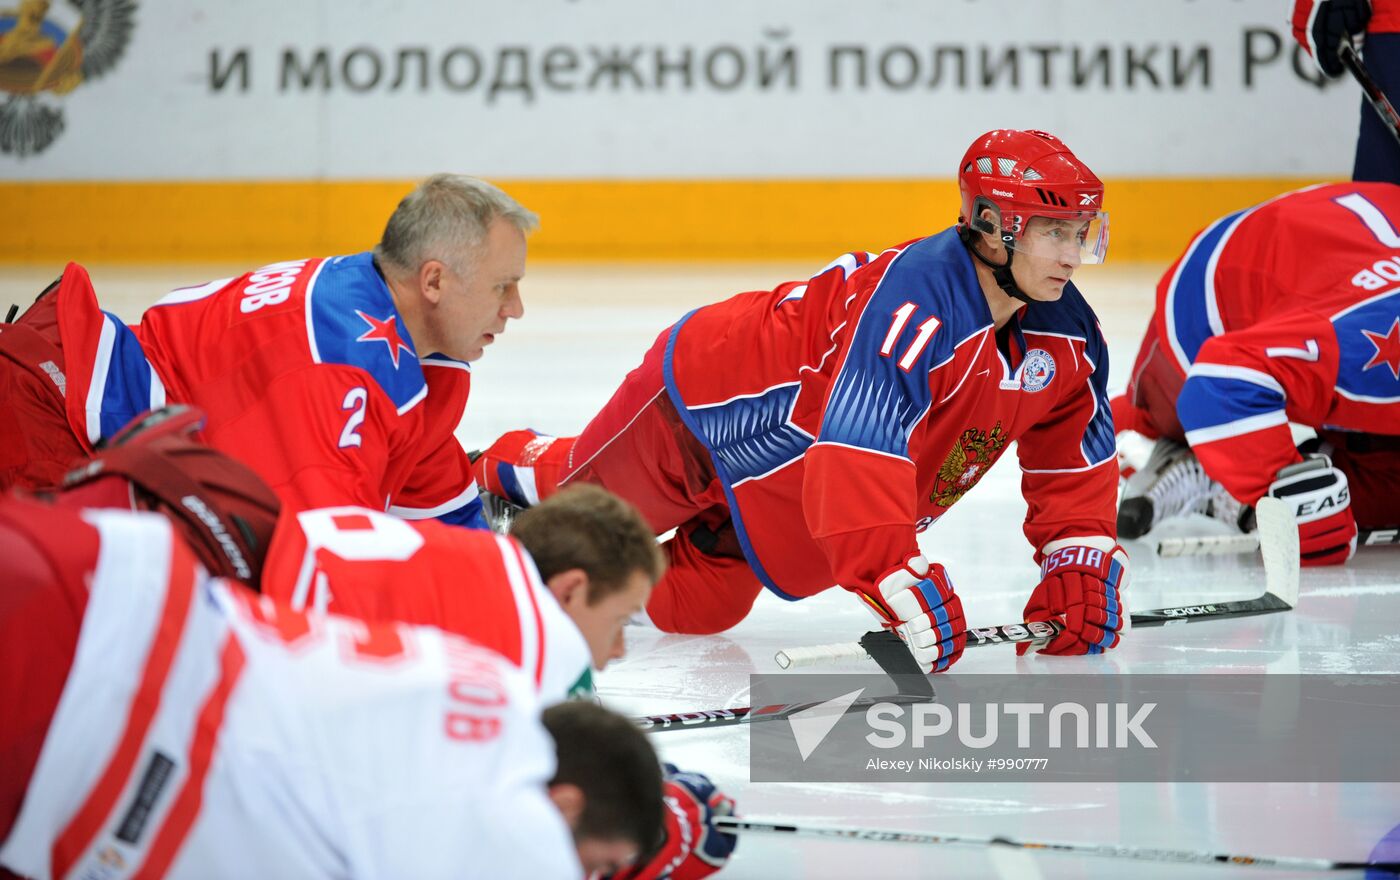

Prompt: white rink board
[{"left": 1, "top": 0, "right": 1356, "bottom": 180}]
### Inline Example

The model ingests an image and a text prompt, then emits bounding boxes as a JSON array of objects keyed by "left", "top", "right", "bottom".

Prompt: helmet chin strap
[{"left": 959, "top": 226, "right": 1036, "bottom": 306}]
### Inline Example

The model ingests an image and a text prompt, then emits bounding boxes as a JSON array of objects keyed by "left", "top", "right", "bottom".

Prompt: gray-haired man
[{"left": 0, "top": 174, "right": 536, "bottom": 531}]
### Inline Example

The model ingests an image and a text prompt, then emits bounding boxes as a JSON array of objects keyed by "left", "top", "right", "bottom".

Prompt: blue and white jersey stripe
[
  {"left": 1164, "top": 208, "right": 1254, "bottom": 373},
  {"left": 686, "top": 383, "right": 814, "bottom": 484},
  {"left": 1178, "top": 362, "right": 1289, "bottom": 446},
  {"left": 389, "top": 482, "right": 488, "bottom": 530},
  {"left": 84, "top": 311, "right": 166, "bottom": 444}
]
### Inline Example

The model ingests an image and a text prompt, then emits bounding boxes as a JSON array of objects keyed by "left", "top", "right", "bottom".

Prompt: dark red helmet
[
  {"left": 57, "top": 406, "right": 281, "bottom": 590},
  {"left": 958, "top": 130, "right": 1109, "bottom": 264}
]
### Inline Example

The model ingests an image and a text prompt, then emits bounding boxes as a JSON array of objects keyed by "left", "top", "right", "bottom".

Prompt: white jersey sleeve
[{"left": 1, "top": 510, "right": 582, "bottom": 880}]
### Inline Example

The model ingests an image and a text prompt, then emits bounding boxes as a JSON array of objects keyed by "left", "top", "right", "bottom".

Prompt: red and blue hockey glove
[
  {"left": 1018, "top": 540, "right": 1128, "bottom": 657},
  {"left": 471, "top": 429, "right": 572, "bottom": 507},
  {"left": 1296, "top": 0, "right": 1372, "bottom": 77},
  {"left": 613, "top": 764, "right": 737, "bottom": 880},
  {"left": 1269, "top": 455, "right": 1357, "bottom": 566},
  {"left": 854, "top": 554, "right": 967, "bottom": 673}
]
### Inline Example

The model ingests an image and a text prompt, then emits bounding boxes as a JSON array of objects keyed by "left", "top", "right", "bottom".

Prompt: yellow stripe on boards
[{"left": 0, "top": 178, "right": 1331, "bottom": 265}]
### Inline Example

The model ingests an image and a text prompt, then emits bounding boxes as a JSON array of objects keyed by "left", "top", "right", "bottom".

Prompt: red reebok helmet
[
  {"left": 57, "top": 406, "right": 281, "bottom": 590},
  {"left": 958, "top": 130, "right": 1109, "bottom": 264}
]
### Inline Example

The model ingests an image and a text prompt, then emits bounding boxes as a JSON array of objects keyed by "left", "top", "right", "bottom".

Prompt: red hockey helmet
[
  {"left": 56, "top": 405, "right": 281, "bottom": 590},
  {"left": 958, "top": 129, "right": 1109, "bottom": 264}
]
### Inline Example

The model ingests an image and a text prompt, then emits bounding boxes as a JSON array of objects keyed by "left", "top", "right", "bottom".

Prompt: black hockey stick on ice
[
  {"left": 775, "top": 497, "right": 1299, "bottom": 669},
  {"left": 1340, "top": 37, "right": 1400, "bottom": 149},
  {"left": 634, "top": 690, "right": 930, "bottom": 733},
  {"left": 637, "top": 629, "right": 936, "bottom": 732},
  {"left": 714, "top": 818, "right": 1400, "bottom": 874},
  {"left": 1158, "top": 525, "right": 1398, "bottom": 557}
]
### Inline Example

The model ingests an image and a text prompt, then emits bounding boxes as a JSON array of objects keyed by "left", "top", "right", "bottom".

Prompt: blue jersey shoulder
[
  {"left": 818, "top": 230, "right": 983, "bottom": 457},
  {"left": 307, "top": 252, "right": 427, "bottom": 413},
  {"left": 869, "top": 229, "right": 990, "bottom": 363},
  {"left": 1333, "top": 288, "right": 1400, "bottom": 403}
]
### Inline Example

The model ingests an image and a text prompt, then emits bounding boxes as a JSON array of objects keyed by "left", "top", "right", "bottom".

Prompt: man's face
[
  {"left": 1010, "top": 216, "right": 1088, "bottom": 302},
  {"left": 575, "top": 836, "right": 642, "bottom": 876},
  {"left": 425, "top": 217, "right": 527, "bottom": 362},
  {"left": 563, "top": 569, "right": 652, "bottom": 669}
]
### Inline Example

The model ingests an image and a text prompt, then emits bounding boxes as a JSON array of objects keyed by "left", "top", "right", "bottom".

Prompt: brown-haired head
[
  {"left": 543, "top": 701, "right": 665, "bottom": 875},
  {"left": 510, "top": 485, "right": 663, "bottom": 668}
]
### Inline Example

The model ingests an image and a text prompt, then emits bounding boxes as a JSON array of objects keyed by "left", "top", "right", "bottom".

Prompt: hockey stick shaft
[
  {"left": 1340, "top": 38, "right": 1400, "bottom": 148},
  {"left": 779, "top": 499, "right": 1299, "bottom": 668},
  {"left": 714, "top": 818, "right": 1400, "bottom": 874},
  {"left": 634, "top": 692, "right": 928, "bottom": 732},
  {"left": 775, "top": 620, "right": 1063, "bottom": 669},
  {"left": 775, "top": 593, "right": 1291, "bottom": 669},
  {"left": 1159, "top": 526, "right": 1398, "bottom": 558}
]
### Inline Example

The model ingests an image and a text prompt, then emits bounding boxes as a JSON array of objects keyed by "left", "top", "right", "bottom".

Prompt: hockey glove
[
  {"left": 1018, "top": 540, "right": 1128, "bottom": 657},
  {"left": 613, "top": 764, "right": 737, "bottom": 880},
  {"left": 854, "top": 554, "right": 966, "bottom": 673},
  {"left": 471, "top": 429, "right": 572, "bottom": 507},
  {"left": 1269, "top": 454, "right": 1357, "bottom": 565},
  {"left": 1300, "top": 0, "right": 1372, "bottom": 77}
]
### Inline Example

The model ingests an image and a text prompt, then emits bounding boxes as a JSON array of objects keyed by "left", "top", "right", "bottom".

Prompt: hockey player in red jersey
[
  {"left": 261, "top": 484, "right": 665, "bottom": 703},
  {"left": 1114, "top": 182, "right": 1400, "bottom": 565},
  {"left": 0, "top": 490, "right": 667, "bottom": 876},
  {"left": 476, "top": 130, "right": 1128, "bottom": 673},
  {"left": 3, "top": 405, "right": 738, "bottom": 880},
  {"left": 0, "top": 174, "right": 535, "bottom": 531}
]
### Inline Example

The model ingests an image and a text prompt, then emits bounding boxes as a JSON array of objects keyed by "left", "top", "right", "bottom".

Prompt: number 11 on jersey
[{"left": 879, "top": 302, "right": 941, "bottom": 372}]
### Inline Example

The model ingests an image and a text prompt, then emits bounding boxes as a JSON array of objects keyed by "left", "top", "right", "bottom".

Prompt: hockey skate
[
  {"left": 1117, "top": 438, "right": 1217, "bottom": 539},
  {"left": 1200, "top": 482, "right": 1254, "bottom": 534}
]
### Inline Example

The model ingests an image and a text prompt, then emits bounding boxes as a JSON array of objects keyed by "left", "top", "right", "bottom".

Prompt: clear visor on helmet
[{"left": 1009, "top": 211, "right": 1110, "bottom": 265}]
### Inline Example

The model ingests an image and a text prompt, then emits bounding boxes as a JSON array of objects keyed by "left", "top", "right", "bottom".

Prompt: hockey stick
[
  {"left": 1340, "top": 38, "right": 1400, "bottom": 149},
  {"left": 1158, "top": 525, "right": 1398, "bottom": 557},
  {"left": 713, "top": 817, "right": 1400, "bottom": 874},
  {"left": 640, "top": 630, "right": 936, "bottom": 732},
  {"left": 634, "top": 691, "right": 929, "bottom": 732},
  {"left": 776, "top": 497, "right": 1299, "bottom": 669}
]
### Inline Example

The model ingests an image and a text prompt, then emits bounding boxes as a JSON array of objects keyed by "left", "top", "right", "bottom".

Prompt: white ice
[{"left": 5, "top": 261, "right": 1396, "bottom": 878}]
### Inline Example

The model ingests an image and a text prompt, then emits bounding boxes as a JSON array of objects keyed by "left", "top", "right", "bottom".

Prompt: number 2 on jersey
[
  {"left": 339, "top": 386, "right": 368, "bottom": 448},
  {"left": 879, "top": 302, "right": 941, "bottom": 372}
]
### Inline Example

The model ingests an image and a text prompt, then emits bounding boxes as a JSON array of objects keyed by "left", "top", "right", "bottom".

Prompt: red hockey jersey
[
  {"left": 1158, "top": 183, "right": 1400, "bottom": 504},
  {"left": 661, "top": 228, "right": 1118, "bottom": 601},
  {"left": 259, "top": 506, "right": 591, "bottom": 703},
  {"left": 56, "top": 254, "right": 484, "bottom": 527}
]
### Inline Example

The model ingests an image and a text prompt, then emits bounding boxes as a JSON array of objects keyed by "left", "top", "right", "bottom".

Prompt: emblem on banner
[
  {"left": 932, "top": 421, "right": 1007, "bottom": 507},
  {"left": 0, "top": 0, "right": 136, "bottom": 156}
]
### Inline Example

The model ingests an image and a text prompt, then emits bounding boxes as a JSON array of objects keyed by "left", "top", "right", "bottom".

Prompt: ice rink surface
[{"left": 3, "top": 260, "right": 1397, "bottom": 878}]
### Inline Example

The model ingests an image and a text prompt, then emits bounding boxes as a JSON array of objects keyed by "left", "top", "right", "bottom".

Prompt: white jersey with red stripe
[
  {"left": 0, "top": 510, "right": 580, "bottom": 880},
  {"left": 260, "top": 506, "right": 593, "bottom": 704}
]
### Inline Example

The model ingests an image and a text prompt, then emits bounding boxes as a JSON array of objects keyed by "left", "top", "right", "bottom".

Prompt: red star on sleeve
[
  {"left": 1362, "top": 317, "right": 1400, "bottom": 381},
  {"left": 355, "top": 311, "right": 414, "bottom": 369}
]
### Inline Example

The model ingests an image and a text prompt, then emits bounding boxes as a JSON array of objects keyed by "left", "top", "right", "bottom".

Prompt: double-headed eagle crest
[
  {"left": 0, "top": 0, "right": 136, "bottom": 156},
  {"left": 931, "top": 421, "right": 1008, "bottom": 508}
]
